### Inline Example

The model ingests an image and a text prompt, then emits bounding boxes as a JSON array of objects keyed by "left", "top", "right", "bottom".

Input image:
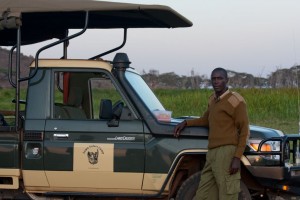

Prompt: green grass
[
  {"left": 154, "top": 88, "right": 299, "bottom": 134},
  {"left": 236, "top": 88, "right": 299, "bottom": 133},
  {"left": 0, "top": 88, "right": 26, "bottom": 110},
  {"left": 0, "top": 88, "right": 299, "bottom": 134}
]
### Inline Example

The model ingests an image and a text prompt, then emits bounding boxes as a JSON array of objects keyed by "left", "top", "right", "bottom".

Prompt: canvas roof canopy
[{"left": 0, "top": 0, "right": 192, "bottom": 46}]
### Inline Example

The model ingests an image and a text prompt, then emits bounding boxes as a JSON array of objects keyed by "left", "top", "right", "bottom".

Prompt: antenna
[
  {"left": 295, "top": 64, "right": 300, "bottom": 135},
  {"left": 296, "top": 75, "right": 299, "bottom": 136},
  {"left": 293, "top": 30, "right": 300, "bottom": 134}
]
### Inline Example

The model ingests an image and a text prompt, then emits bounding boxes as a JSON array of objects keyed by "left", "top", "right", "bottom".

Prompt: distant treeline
[
  {"left": 142, "top": 66, "right": 300, "bottom": 89},
  {"left": 0, "top": 47, "right": 299, "bottom": 89}
]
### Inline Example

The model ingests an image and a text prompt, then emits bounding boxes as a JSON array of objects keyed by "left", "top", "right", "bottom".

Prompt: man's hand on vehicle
[{"left": 174, "top": 120, "right": 187, "bottom": 137}]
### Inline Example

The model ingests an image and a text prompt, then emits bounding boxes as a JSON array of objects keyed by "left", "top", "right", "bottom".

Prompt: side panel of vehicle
[
  {"left": 0, "top": 129, "right": 20, "bottom": 189},
  {"left": 0, "top": 130, "right": 19, "bottom": 169},
  {"left": 22, "top": 69, "right": 51, "bottom": 188},
  {"left": 42, "top": 119, "right": 145, "bottom": 192},
  {"left": 144, "top": 135, "right": 208, "bottom": 174},
  {"left": 22, "top": 66, "right": 150, "bottom": 195}
]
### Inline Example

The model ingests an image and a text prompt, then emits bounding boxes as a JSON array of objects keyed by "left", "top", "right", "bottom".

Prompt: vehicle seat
[
  {"left": 63, "top": 88, "right": 87, "bottom": 119},
  {"left": 54, "top": 104, "right": 69, "bottom": 119}
]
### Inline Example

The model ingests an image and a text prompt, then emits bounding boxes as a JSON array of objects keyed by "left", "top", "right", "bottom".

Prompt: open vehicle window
[{"left": 53, "top": 71, "right": 134, "bottom": 120}]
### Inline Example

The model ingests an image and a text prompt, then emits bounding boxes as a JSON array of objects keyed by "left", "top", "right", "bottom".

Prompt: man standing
[{"left": 174, "top": 67, "right": 250, "bottom": 200}]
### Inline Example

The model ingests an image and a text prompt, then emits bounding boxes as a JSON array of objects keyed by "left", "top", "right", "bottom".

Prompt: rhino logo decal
[
  {"left": 87, "top": 149, "right": 99, "bottom": 165},
  {"left": 83, "top": 145, "right": 104, "bottom": 165}
]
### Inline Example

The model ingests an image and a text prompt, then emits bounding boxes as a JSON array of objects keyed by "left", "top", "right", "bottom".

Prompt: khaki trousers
[{"left": 195, "top": 145, "right": 240, "bottom": 200}]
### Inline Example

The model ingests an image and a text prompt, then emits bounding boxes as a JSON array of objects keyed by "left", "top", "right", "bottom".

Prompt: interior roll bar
[
  {"left": 19, "top": 11, "right": 89, "bottom": 82},
  {"left": 10, "top": 11, "right": 89, "bottom": 130}
]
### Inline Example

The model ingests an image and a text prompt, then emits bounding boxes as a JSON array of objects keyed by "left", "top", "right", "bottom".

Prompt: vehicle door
[{"left": 44, "top": 69, "right": 145, "bottom": 192}]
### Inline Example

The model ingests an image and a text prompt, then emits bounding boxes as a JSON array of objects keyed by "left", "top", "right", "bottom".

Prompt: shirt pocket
[{"left": 225, "top": 173, "right": 241, "bottom": 195}]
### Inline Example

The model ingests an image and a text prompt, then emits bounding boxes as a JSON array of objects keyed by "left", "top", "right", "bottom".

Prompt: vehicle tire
[
  {"left": 175, "top": 171, "right": 201, "bottom": 200},
  {"left": 175, "top": 172, "right": 251, "bottom": 200},
  {"left": 27, "top": 192, "right": 65, "bottom": 200},
  {"left": 238, "top": 180, "right": 252, "bottom": 200}
]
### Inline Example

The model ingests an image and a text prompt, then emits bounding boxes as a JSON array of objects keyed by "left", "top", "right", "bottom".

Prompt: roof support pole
[
  {"left": 15, "top": 26, "right": 21, "bottom": 130},
  {"left": 89, "top": 28, "right": 127, "bottom": 60},
  {"left": 8, "top": 45, "right": 17, "bottom": 88},
  {"left": 63, "top": 30, "right": 69, "bottom": 59}
]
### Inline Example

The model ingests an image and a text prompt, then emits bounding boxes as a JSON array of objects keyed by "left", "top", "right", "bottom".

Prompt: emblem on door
[
  {"left": 83, "top": 145, "right": 104, "bottom": 165},
  {"left": 74, "top": 143, "right": 114, "bottom": 171}
]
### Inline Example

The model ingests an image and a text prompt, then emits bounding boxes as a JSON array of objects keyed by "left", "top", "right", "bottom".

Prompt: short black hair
[{"left": 211, "top": 67, "right": 228, "bottom": 79}]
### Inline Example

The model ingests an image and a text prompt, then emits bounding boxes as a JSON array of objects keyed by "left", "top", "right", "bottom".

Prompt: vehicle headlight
[
  {"left": 246, "top": 139, "right": 281, "bottom": 166},
  {"left": 249, "top": 139, "right": 281, "bottom": 152},
  {"left": 249, "top": 140, "right": 273, "bottom": 151}
]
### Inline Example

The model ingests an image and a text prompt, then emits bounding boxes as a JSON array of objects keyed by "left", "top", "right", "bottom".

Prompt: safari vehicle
[{"left": 0, "top": 0, "right": 300, "bottom": 200}]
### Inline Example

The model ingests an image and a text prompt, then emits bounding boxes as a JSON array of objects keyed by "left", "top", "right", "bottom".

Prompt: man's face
[{"left": 211, "top": 71, "right": 228, "bottom": 94}]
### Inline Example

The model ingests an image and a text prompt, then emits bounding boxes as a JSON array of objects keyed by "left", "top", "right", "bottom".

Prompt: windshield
[{"left": 125, "top": 71, "right": 165, "bottom": 112}]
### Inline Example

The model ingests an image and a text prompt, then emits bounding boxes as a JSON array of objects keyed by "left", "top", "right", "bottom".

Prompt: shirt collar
[{"left": 214, "top": 89, "right": 230, "bottom": 102}]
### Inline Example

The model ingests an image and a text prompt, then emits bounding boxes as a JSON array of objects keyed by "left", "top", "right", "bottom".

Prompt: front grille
[{"left": 23, "top": 132, "right": 44, "bottom": 141}]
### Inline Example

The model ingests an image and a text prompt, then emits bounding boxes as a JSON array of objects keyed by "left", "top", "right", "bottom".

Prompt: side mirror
[
  {"left": 99, "top": 99, "right": 112, "bottom": 120},
  {"left": 99, "top": 99, "right": 122, "bottom": 127}
]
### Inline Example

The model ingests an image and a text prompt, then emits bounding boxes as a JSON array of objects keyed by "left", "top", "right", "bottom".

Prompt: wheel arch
[
  {"left": 240, "top": 155, "right": 264, "bottom": 192},
  {"left": 167, "top": 150, "right": 206, "bottom": 198},
  {"left": 167, "top": 152, "right": 264, "bottom": 198}
]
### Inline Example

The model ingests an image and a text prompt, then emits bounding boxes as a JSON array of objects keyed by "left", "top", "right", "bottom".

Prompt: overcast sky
[{"left": 19, "top": 0, "right": 300, "bottom": 78}]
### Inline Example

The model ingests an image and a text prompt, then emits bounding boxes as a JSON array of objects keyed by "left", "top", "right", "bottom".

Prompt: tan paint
[
  {"left": 23, "top": 149, "right": 209, "bottom": 195},
  {"left": 25, "top": 186, "right": 145, "bottom": 195},
  {"left": 73, "top": 143, "right": 114, "bottom": 172},
  {"left": 142, "top": 173, "right": 168, "bottom": 191},
  {"left": 0, "top": 168, "right": 20, "bottom": 176},
  {"left": 23, "top": 169, "right": 169, "bottom": 194},
  {"left": 24, "top": 171, "right": 168, "bottom": 194},
  {"left": 29, "top": 59, "right": 112, "bottom": 71},
  {"left": 45, "top": 171, "right": 142, "bottom": 188},
  {"left": 22, "top": 170, "right": 49, "bottom": 187},
  {"left": 241, "top": 155, "right": 251, "bottom": 166},
  {"left": 0, "top": 168, "right": 20, "bottom": 189},
  {"left": 22, "top": 169, "right": 170, "bottom": 194}
]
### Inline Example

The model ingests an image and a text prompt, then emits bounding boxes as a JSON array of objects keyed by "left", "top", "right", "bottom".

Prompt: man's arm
[
  {"left": 173, "top": 109, "right": 209, "bottom": 137},
  {"left": 229, "top": 100, "right": 250, "bottom": 175},
  {"left": 233, "top": 101, "right": 250, "bottom": 158}
]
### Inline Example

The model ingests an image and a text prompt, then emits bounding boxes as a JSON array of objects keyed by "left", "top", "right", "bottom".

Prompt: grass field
[
  {"left": 0, "top": 88, "right": 299, "bottom": 134},
  {"left": 155, "top": 88, "right": 299, "bottom": 134}
]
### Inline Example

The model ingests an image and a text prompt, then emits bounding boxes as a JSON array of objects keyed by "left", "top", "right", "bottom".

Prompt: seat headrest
[{"left": 67, "top": 87, "right": 83, "bottom": 107}]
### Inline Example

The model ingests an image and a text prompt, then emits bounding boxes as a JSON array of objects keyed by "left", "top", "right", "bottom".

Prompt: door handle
[{"left": 53, "top": 133, "right": 69, "bottom": 139}]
